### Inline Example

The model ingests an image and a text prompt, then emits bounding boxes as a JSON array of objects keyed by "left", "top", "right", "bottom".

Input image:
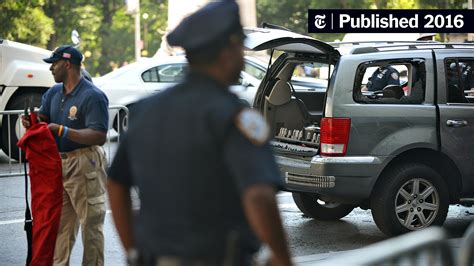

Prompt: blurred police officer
[
  {"left": 107, "top": 1, "right": 292, "bottom": 266},
  {"left": 367, "top": 65, "right": 400, "bottom": 91}
]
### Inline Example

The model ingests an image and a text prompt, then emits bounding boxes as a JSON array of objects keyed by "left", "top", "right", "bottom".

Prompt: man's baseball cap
[{"left": 43, "top": 45, "right": 83, "bottom": 65}]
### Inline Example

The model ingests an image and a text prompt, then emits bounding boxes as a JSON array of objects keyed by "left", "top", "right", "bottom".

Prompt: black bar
[{"left": 308, "top": 9, "right": 474, "bottom": 33}]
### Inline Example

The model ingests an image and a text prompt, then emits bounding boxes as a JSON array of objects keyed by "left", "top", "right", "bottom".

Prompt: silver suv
[{"left": 245, "top": 28, "right": 474, "bottom": 236}]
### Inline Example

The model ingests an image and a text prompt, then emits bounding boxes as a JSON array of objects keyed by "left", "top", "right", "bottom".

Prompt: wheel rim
[
  {"left": 395, "top": 178, "right": 439, "bottom": 230},
  {"left": 121, "top": 114, "right": 128, "bottom": 132},
  {"left": 316, "top": 199, "right": 343, "bottom": 209}
]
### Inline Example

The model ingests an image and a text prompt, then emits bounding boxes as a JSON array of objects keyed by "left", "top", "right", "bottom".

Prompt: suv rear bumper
[{"left": 277, "top": 155, "right": 385, "bottom": 202}]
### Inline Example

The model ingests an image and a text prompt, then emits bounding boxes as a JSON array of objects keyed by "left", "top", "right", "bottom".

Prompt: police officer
[
  {"left": 367, "top": 65, "right": 400, "bottom": 91},
  {"left": 107, "top": 1, "right": 292, "bottom": 266},
  {"left": 22, "top": 45, "right": 109, "bottom": 265},
  {"left": 448, "top": 62, "right": 474, "bottom": 98}
]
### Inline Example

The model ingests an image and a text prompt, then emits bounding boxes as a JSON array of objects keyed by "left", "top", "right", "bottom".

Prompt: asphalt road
[{"left": 0, "top": 141, "right": 473, "bottom": 265}]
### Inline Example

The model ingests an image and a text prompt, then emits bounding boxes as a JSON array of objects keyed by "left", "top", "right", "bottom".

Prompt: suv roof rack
[
  {"left": 329, "top": 41, "right": 440, "bottom": 47},
  {"left": 261, "top": 22, "right": 290, "bottom": 31},
  {"left": 347, "top": 42, "right": 474, "bottom": 55}
]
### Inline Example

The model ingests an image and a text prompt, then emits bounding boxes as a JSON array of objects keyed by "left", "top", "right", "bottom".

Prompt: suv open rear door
[{"left": 244, "top": 27, "right": 339, "bottom": 58}]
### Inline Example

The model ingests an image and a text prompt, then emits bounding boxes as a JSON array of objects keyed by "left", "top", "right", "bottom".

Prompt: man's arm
[
  {"left": 107, "top": 179, "right": 134, "bottom": 251},
  {"left": 48, "top": 123, "right": 107, "bottom": 145},
  {"left": 242, "top": 184, "right": 292, "bottom": 266}
]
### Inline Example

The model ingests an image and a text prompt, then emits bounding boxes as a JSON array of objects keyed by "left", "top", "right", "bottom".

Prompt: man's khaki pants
[{"left": 54, "top": 146, "right": 107, "bottom": 266}]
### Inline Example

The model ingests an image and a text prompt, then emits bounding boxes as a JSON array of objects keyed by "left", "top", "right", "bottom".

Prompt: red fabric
[{"left": 17, "top": 121, "right": 63, "bottom": 266}]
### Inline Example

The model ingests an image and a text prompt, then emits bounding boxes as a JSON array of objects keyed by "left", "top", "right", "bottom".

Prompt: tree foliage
[
  {"left": 1, "top": 0, "right": 167, "bottom": 76},
  {"left": 256, "top": 0, "right": 466, "bottom": 42},
  {"left": 0, "top": 0, "right": 54, "bottom": 46}
]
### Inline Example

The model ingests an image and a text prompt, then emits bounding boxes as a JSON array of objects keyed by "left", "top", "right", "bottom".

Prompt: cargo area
[{"left": 259, "top": 56, "right": 332, "bottom": 158}]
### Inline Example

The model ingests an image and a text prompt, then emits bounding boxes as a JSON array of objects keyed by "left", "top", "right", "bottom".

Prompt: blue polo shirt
[{"left": 39, "top": 77, "right": 109, "bottom": 152}]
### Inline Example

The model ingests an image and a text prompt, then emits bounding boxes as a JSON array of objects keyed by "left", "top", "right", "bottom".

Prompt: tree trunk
[
  {"left": 98, "top": 0, "right": 118, "bottom": 75},
  {"left": 45, "top": 0, "right": 63, "bottom": 50}
]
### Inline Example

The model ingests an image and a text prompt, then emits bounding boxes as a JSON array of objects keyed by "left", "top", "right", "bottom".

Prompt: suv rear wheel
[
  {"left": 371, "top": 163, "right": 449, "bottom": 236},
  {"left": 292, "top": 192, "right": 354, "bottom": 220}
]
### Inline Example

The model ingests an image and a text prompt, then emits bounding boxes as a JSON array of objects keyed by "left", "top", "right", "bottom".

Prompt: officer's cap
[
  {"left": 43, "top": 45, "right": 83, "bottom": 65},
  {"left": 167, "top": 0, "right": 245, "bottom": 53}
]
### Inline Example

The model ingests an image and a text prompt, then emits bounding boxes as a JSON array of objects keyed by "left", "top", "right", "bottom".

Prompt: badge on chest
[{"left": 68, "top": 106, "right": 78, "bottom": 121}]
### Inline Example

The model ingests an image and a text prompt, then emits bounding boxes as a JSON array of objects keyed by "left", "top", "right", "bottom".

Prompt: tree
[
  {"left": 41, "top": 0, "right": 167, "bottom": 76},
  {"left": 256, "top": 0, "right": 373, "bottom": 42},
  {"left": 0, "top": 0, "right": 54, "bottom": 47}
]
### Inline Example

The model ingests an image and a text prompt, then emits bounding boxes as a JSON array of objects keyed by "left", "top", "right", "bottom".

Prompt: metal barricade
[
  {"left": 311, "top": 227, "right": 454, "bottom": 266},
  {"left": 458, "top": 222, "right": 474, "bottom": 266},
  {"left": 0, "top": 109, "right": 27, "bottom": 177},
  {"left": 0, "top": 105, "right": 128, "bottom": 178}
]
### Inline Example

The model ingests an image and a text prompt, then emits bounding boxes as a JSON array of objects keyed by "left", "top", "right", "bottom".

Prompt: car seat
[{"left": 264, "top": 80, "right": 307, "bottom": 136}]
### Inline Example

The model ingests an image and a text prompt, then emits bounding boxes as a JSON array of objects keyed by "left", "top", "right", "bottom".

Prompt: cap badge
[{"left": 63, "top": 53, "right": 71, "bottom": 59}]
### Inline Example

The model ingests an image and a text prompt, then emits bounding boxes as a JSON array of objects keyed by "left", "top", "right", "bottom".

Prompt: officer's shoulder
[
  {"left": 208, "top": 90, "right": 243, "bottom": 116},
  {"left": 50, "top": 83, "right": 62, "bottom": 91},
  {"left": 45, "top": 84, "right": 62, "bottom": 96},
  {"left": 233, "top": 108, "right": 270, "bottom": 146},
  {"left": 387, "top": 66, "right": 399, "bottom": 72}
]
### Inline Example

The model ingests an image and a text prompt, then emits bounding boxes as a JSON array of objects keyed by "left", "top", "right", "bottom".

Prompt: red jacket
[{"left": 18, "top": 121, "right": 62, "bottom": 266}]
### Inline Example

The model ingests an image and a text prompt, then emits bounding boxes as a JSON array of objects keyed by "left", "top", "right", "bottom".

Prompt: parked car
[
  {"left": 243, "top": 27, "right": 474, "bottom": 236},
  {"left": 95, "top": 55, "right": 326, "bottom": 133}
]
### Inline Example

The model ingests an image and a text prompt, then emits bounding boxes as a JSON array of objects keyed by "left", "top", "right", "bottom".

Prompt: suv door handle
[{"left": 446, "top": 119, "right": 468, "bottom": 127}]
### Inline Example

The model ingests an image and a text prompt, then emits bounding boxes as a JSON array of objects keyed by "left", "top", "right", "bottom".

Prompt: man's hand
[
  {"left": 21, "top": 115, "right": 31, "bottom": 129},
  {"left": 242, "top": 184, "right": 292, "bottom": 266},
  {"left": 48, "top": 123, "right": 61, "bottom": 136}
]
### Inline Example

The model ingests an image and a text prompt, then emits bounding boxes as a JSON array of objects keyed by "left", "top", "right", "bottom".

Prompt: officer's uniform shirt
[
  {"left": 108, "top": 71, "right": 283, "bottom": 259},
  {"left": 367, "top": 66, "right": 400, "bottom": 91},
  {"left": 39, "top": 77, "right": 109, "bottom": 152}
]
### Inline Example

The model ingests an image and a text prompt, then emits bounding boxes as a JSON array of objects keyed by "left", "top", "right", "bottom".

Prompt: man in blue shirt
[{"left": 22, "top": 45, "right": 109, "bottom": 265}]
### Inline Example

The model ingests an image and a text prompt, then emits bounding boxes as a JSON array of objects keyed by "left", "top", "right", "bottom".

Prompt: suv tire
[
  {"left": 113, "top": 109, "right": 128, "bottom": 133},
  {"left": 292, "top": 192, "right": 354, "bottom": 220},
  {"left": 371, "top": 163, "right": 449, "bottom": 236}
]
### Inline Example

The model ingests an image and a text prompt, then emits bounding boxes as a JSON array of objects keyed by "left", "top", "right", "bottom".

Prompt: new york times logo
[
  {"left": 308, "top": 10, "right": 474, "bottom": 33},
  {"left": 314, "top": 14, "right": 326, "bottom": 29}
]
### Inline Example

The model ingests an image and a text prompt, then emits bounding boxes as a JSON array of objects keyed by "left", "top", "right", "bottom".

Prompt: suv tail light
[{"left": 320, "top": 118, "right": 351, "bottom": 156}]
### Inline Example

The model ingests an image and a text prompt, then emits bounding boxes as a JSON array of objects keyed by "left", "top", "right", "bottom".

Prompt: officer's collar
[
  {"left": 186, "top": 69, "right": 228, "bottom": 89},
  {"left": 61, "top": 76, "right": 86, "bottom": 96}
]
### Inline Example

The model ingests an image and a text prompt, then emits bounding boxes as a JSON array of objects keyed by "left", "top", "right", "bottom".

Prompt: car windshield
[{"left": 101, "top": 62, "right": 143, "bottom": 80}]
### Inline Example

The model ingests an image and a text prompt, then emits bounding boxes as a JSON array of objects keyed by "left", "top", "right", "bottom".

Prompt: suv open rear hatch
[{"left": 243, "top": 28, "right": 340, "bottom": 157}]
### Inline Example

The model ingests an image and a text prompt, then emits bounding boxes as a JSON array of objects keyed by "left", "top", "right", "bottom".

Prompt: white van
[{"left": 0, "top": 40, "right": 54, "bottom": 159}]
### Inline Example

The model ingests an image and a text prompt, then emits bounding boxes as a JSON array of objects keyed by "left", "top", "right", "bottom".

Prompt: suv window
[
  {"left": 354, "top": 59, "right": 426, "bottom": 104},
  {"left": 141, "top": 64, "right": 188, "bottom": 83},
  {"left": 291, "top": 62, "right": 333, "bottom": 89},
  {"left": 243, "top": 61, "right": 266, "bottom": 80},
  {"left": 445, "top": 59, "right": 474, "bottom": 103},
  {"left": 293, "top": 62, "right": 332, "bottom": 79}
]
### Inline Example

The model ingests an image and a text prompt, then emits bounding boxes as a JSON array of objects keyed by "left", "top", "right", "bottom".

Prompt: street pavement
[{"left": 0, "top": 140, "right": 473, "bottom": 265}]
